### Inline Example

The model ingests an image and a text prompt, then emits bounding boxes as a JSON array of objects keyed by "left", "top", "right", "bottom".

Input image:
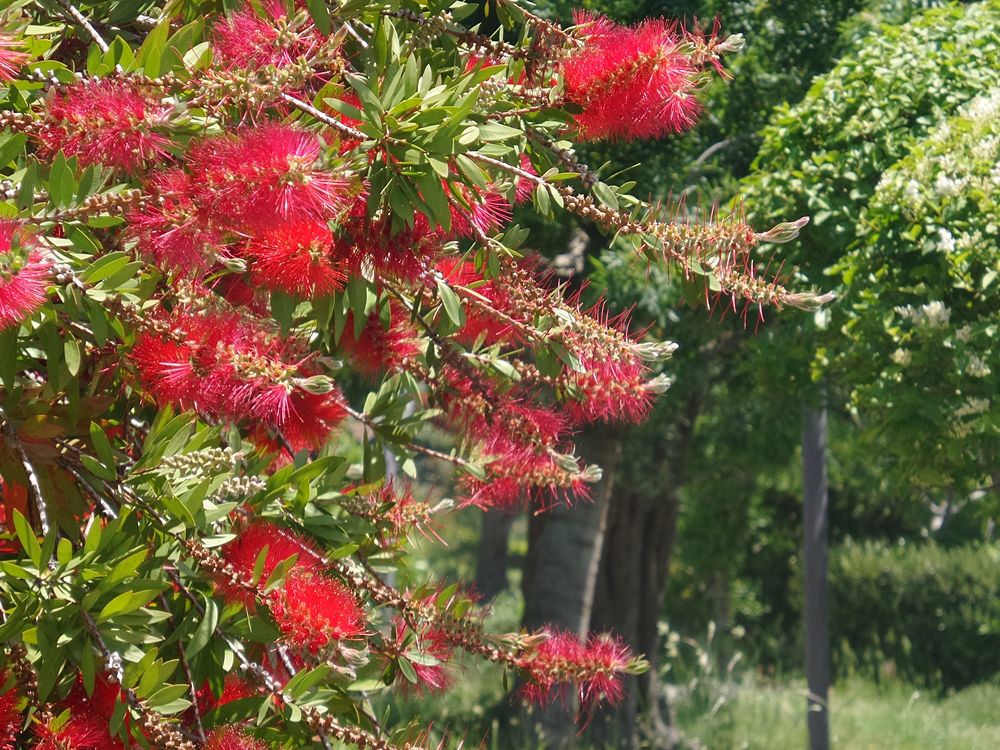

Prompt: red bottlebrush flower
[
  {"left": 38, "top": 79, "right": 172, "bottom": 170},
  {"left": 392, "top": 618, "right": 453, "bottom": 694},
  {"left": 35, "top": 714, "right": 124, "bottom": 750},
  {"left": 221, "top": 519, "right": 323, "bottom": 587},
  {"left": 563, "top": 12, "right": 702, "bottom": 141},
  {"left": 210, "top": 274, "right": 269, "bottom": 316},
  {"left": 435, "top": 259, "right": 517, "bottom": 346},
  {"left": 519, "top": 629, "right": 629, "bottom": 709},
  {"left": 205, "top": 726, "right": 268, "bottom": 750},
  {"left": 196, "top": 675, "right": 258, "bottom": 715},
  {"left": 0, "top": 673, "right": 19, "bottom": 750},
  {"left": 128, "top": 169, "right": 221, "bottom": 271},
  {"left": 131, "top": 305, "right": 347, "bottom": 450},
  {"left": 440, "top": 380, "right": 590, "bottom": 509},
  {"left": 0, "top": 33, "right": 28, "bottom": 82},
  {"left": 130, "top": 308, "right": 240, "bottom": 414},
  {"left": 515, "top": 153, "right": 538, "bottom": 204},
  {"left": 245, "top": 220, "right": 346, "bottom": 298},
  {"left": 0, "top": 478, "right": 28, "bottom": 543},
  {"left": 64, "top": 675, "right": 122, "bottom": 720},
  {"left": 271, "top": 568, "right": 365, "bottom": 652},
  {"left": 561, "top": 353, "right": 654, "bottom": 424},
  {"left": 448, "top": 186, "right": 512, "bottom": 239},
  {"left": 192, "top": 125, "right": 351, "bottom": 231},
  {"left": 333, "top": 196, "right": 444, "bottom": 282},
  {"left": 130, "top": 334, "right": 204, "bottom": 411},
  {"left": 213, "top": 0, "right": 321, "bottom": 71},
  {"left": 266, "top": 387, "right": 347, "bottom": 453},
  {"left": 338, "top": 304, "right": 421, "bottom": 376},
  {"left": 0, "top": 221, "right": 51, "bottom": 330}
]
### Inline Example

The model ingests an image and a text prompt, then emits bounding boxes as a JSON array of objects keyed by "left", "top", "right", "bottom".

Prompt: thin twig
[
  {"left": 0, "top": 404, "right": 50, "bottom": 535},
  {"left": 49, "top": 0, "right": 110, "bottom": 52}
]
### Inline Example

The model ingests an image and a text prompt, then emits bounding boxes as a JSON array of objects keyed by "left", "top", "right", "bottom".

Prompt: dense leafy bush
[
  {"left": 0, "top": 0, "right": 824, "bottom": 747},
  {"left": 829, "top": 541, "right": 1000, "bottom": 691},
  {"left": 835, "top": 89, "right": 999, "bottom": 490}
]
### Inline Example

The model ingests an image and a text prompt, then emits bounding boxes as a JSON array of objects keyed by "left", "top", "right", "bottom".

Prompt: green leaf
[
  {"left": 136, "top": 19, "right": 170, "bottom": 77},
  {"left": 285, "top": 665, "right": 331, "bottom": 699},
  {"left": 186, "top": 595, "right": 219, "bottom": 658},
  {"left": 146, "top": 684, "right": 190, "bottom": 708},
  {"left": 97, "top": 589, "right": 159, "bottom": 622},
  {"left": 81, "top": 453, "right": 116, "bottom": 482},
  {"left": 83, "top": 252, "right": 130, "bottom": 284},
  {"left": 436, "top": 279, "right": 465, "bottom": 328},
  {"left": 64, "top": 338, "right": 81, "bottom": 376},
  {"left": 0, "top": 327, "right": 17, "bottom": 388},
  {"left": 476, "top": 123, "right": 522, "bottom": 142},
  {"left": 81, "top": 637, "right": 96, "bottom": 695},
  {"left": 89, "top": 422, "right": 115, "bottom": 469},
  {"left": 12, "top": 510, "right": 42, "bottom": 567},
  {"left": 305, "top": 0, "right": 331, "bottom": 35},
  {"left": 397, "top": 656, "right": 418, "bottom": 684},
  {"left": 592, "top": 182, "right": 619, "bottom": 210}
]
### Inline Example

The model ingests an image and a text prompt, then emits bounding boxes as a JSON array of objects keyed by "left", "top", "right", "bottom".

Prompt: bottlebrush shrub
[{"left": 0, "top": 1, "right": 822, "bottom": 748}]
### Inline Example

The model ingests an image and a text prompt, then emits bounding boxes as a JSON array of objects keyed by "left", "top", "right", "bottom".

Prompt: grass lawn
[{"left": 681, "top": 678, "right": 1000, "bottom": 750}]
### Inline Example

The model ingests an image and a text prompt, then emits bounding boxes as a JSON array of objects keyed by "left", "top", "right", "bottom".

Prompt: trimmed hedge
[{"left": 830, "top": 541, "right": 1000, "bottom": 691}]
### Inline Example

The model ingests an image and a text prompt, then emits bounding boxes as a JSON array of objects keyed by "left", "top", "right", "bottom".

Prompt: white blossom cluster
[
  {"left": 894, "top": 300, "right": 951, "bottom": 328},
  {"left": 874, "top": 88, "right": 1000, "bottom": 227}
]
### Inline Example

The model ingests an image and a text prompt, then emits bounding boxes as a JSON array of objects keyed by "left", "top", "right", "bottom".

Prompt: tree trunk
[
  {"left": 802, "top": 403, "right": 830, "bottom": 750},
  {"left": 585, "top": 390, "right": 702, "bottom": 749},
  {"left": 474, "top": 508, "right": 516, "bottom": 600},
  {"left": 589, "top": 484, "right": 680, "bottom": 748},
  {"left": 519, "top": 427, "right": 623, "bottom": 746}
]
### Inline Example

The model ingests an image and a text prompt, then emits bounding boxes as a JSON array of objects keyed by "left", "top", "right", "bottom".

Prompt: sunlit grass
[{"left": 683, "top": 678, "right": 1000, "bottom": 750}]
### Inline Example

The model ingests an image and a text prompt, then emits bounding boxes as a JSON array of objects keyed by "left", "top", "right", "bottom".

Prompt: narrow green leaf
[
  {"left": 64, "top": 338, "right": 81, "bottom": 376},
  {"left": 436, "top": 279, "right": 465, "bottom": 327},
  {"left": 186, "top": 595, "right": 219, "bottom": 658}
]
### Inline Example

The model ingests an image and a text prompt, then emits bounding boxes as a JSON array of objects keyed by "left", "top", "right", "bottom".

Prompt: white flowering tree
[
  {"left": 833, "top": 89, "right": 999, "bottom": 492},
  {"left": 743, "top": 0, "right": 1000, "bottom": 492}
]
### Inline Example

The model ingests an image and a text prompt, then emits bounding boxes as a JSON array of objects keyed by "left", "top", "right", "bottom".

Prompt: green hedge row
[{"left": 829, "top": 541, "right": 1000, "bottom": 691}]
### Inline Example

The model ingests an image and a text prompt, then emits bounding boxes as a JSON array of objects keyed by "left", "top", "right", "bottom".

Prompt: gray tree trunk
[
  {"left": 520, "top": 427, "right": 623, "bottom": 746},
  {"left": 474, "top": 508, "right": 516, "bottom": 600},
  {"left": 802, "top": 403, "right": 830, "bottom": 750},
  {"left": 586, "top": 390, "right": 701, "bottom": 749}
]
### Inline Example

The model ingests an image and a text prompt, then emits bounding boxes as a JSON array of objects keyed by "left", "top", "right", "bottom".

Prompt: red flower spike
[
  {"left": 518, "top": 629, "right": 629, "bottom": 709},
  {"left": 35, "top": 715, "right": 124, "bottom": 750},
  {"left": 205, "top": 726, "right": 268, "bottom": 750},
  {"left": 0, "top": 222, "right": 51, "bottom": 331},
  {"left": 64, "top": 675, "right": 123, "bottom": 721},
  {"left": 213, "top": 0, "right": 322, "bottom": 71},
  {"left": 333, "top": 196, "right": 444, "bottom": 282},
  {"left": 563, "top": 12, "right": 702, "bottom": 141},
  {"left": 131, "top": 305, "right": 347, "bottom": 449},
  {"left": 338, "top": 304, "right": 421, "bottom": 376},
  {"left": 435, "top": 259, "right": 517, "bottom": 346},
  {"left": 192, "top": 125, "right": 351, "bottom": 231},
  {"left": 221, "top": 519, "right": 323, "bottom": 592},
  {"left": 196, "top": 675, "right": 258, "bottom": 715},
  {"left": 562, "top": 353, "right": 654, "bottom": 424},
  {"left": 268, "top": 388, "right": 348, "bottom": 453},
  {"left": 392, "top": 618, "right": 454, "bottom": 694},
  {"left": 0, "top": 672, "right": 19, "bottom": 750},
  {"left": 246, "top": 220, "right": 346, "bottom": 298},
  {"left": 38, "top": 79, "right": 172, "bottom": 171},
  {"left": 515, "top": 153, "right": 538, "bottom": 204},
  {"left": 0, "top": 33, "right": 28, "bottom": 82},
  {"left": 448, "top": 185, "right": 512, "bottom": 238},
  {"left": 128, "top": 169, "right": 221, "bottom": 271},
  {"left": 271, "top": 568, "right": 365, "bottom": 652}
]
